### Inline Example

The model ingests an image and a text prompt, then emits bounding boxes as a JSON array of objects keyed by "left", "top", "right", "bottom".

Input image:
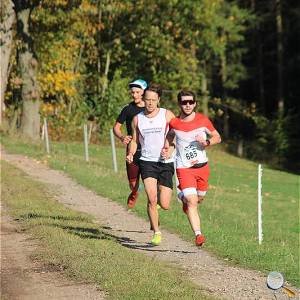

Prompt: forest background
[{"left": 1, "top": 0, "right": 299, "bottom": 172}]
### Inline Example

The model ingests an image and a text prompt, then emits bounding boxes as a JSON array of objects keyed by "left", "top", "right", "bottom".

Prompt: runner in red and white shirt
[{"left": 162, "top": 90, "right": 221, "bottom": 247}]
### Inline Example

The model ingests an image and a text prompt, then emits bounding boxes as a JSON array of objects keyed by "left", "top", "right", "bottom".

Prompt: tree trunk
[
  {"left": 201, "top": 73, "right": 208, "bottom": 115},
  {"left": 101, "top": 50, "right": 111, "bottom": 99},
  {"left": 250, "top": 0, "right": 265, "bottom": 113},
  {"left": 97, "top": 1, "right": 102, "bottom": 94},
  {"left": 21, "top": 99, "right": 40, "bottom": 138},
  {"left": 223, "top": 107, "right": 229, "bottom": 139},
  {"left": 257, "top": 36, "right": 265, "bottom": 113},
  {"left": 275, "top": 0, "right": 284, "bottom": 115},
  {"left": 220, "top": 31, "right": 227, "bottom": 99},
  {"left": 14, "top": 0, "right": 40, "bottom": 140},
  {"left": 0, "top": 0, "right": 15, "bottom": 125}
]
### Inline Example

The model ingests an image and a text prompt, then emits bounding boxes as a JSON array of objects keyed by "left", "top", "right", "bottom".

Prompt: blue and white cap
[{"left": 129, "top": 79, "right": 147, "bottom": 90}]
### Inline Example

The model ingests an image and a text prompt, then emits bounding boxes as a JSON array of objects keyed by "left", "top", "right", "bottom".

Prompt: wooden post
[
  {"left": 83, "top": 124, "right": 89, "bottom": 162},
  {"left": 41, "top": 123, "right": 45, "bottom": 140},
  {"left": 43, "top": 118, "right": 50, "bottom": 154},
  {"left": 110, "top": 129, "right": 118, "bottom": 172},
  {"left": 88, "top": 123, "right": 93, "bottom": 143},
  {"left": 237, "top": 139, "right": 244, "bottom": 157}
]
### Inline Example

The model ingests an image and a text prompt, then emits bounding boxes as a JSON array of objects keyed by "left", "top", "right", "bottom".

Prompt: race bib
[{"left": 181, "top": 142, "right": 201, "bottom": 167}]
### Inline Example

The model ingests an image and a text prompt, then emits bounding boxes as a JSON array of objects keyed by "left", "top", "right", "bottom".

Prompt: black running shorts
[{"left": 139, "top": 160, "right": 174, "bottom": 189}]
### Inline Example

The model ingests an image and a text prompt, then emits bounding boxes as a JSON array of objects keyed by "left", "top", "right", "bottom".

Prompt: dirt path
[
  {"left": 1, "top": 208, "right": 106, "bottom": 300},
  {"left": 2, "top": 151, "right": 298, "bottom": 300}
]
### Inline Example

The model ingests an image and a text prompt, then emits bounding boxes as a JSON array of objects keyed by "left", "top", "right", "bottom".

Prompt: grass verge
[
  {"left": 1, "top": 135, "right": 299, "bottom": 287},
  {"left": 1, "top": 160, "right": 213, "bottom": 300}
]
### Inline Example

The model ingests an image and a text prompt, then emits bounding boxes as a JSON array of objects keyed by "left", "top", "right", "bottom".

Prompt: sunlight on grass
[
  {"left": 2, "top": 161, "right": 213, "bottom": 300},
  {"left": 1, "top": 135, "right": 299, "bottom": 287}
]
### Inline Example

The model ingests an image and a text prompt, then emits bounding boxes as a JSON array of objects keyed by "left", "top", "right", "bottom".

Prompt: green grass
[
  {"left": 1, "top": 160, "right": 213, "bottom": 300},
  {"left": 1, "top": 135, "right": 299, "bottom": 287}
]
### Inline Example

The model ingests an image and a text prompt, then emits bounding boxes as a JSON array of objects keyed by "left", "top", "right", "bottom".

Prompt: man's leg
[
  {"left": 176, "top": 168, "right": 193, "bottom": 214},
  {"left": 143, "top": 177, "right": 163, "bottom": 245},
  {"left": 184, "top": 193, "right": 201, "bottom": 233},
  {"left": 192, "top": 164, "right": 209, "bottom": 245},
  {"left": 158, "top": 162, "right": 174, "bottom": 210},
  {"left": 126, "top": 160, "right": 140, "bottom": 208},
  {"left": 143, "top": 177, "right": 159, "bottom": 233},
  {"left": 184, "top": 191, "right": 205, "bottom": 246},
  {"left": 158, "top": 185, "right": 173, "bottom": 210},
  {"left": 176, "top": 185, "right": 188, "bottom": 213}
]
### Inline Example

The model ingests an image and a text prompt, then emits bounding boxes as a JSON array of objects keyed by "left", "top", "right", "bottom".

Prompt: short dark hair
[
  {"left": 177, "top": 90, "right": 196, "bottom": 102},
  {"left": 144, "top": 83, "right": 162, "bottom": 98}
]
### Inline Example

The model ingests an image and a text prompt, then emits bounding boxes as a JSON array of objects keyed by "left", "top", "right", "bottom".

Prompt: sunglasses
[{"left": 180, "top": 100, "right": 196, "bottom": 105}]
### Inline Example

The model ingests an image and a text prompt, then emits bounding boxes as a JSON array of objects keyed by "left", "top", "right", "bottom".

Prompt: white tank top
[{"left": 137, "top": 108, "right": 174, "bottom": 163}]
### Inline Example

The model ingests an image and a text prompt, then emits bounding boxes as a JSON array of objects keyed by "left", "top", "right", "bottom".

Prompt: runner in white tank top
[
  {"left": 126, "top": 84, "right": 175, "bottom": 246},
  {"left": 137, "top": 108, "right": 174, "bottom": 163}
]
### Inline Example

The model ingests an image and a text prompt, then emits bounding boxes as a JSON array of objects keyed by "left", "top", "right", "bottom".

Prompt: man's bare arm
[
  {"left": 126, "top": 116, "right": 138, "bottom": 163},
  {"left": 161, "top": 109, "right": 176, "bottom": 159},
  {"left": 195, "top": 129, "right": 221, "bottom": 147},
  {"left": 113, "top": 122, "right": 132, "bottom": 145},
  {"left": 161, "top": 130, "right": 176, "bottom": 159},
  {"left": 208, "top": 129, "right": 221, "bottom": 146}
]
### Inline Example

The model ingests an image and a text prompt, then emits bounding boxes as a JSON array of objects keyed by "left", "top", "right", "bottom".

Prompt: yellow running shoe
[{"left": 151, "top": 232, "right": 162, "bottom": 246}]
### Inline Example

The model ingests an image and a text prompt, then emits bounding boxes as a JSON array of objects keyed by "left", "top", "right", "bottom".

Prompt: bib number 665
[{"left": 185, "top": 150, "right": 197, "bottom": 160}]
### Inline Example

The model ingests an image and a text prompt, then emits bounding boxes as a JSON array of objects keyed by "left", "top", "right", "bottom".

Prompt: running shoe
[
  {"left": 151, "top": 232, "right": 162, "bottom": 246},
  {"left": 127, "top": 191, "right": 138, "bottom": 209},
  {"left": 195, "top": 234, "right": 206, "bottom": 247}
]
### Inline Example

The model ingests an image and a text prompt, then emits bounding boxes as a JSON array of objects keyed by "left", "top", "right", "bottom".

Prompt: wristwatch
[{"left": 206, "top": 139, "right": 211, "bottom": 146}]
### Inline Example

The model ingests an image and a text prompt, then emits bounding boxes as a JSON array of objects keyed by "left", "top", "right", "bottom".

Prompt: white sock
[
  {"left": 194, "top": 230, "right": 201, "bottom": 236},
  {"left": 154, "top": 231, "right": 161, "bottom": 235}
]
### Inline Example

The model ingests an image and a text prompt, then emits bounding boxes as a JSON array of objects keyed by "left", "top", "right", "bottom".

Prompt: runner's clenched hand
[
  {"left": 161, "top": 146, "right": 170, "bottom": 159},
  {"left": 195, "top": 134, "right": 208, "bottom": 147},
  {"left": 126, "top": 152, "right": 134, "bottom": 163},
  {"left": 121, "top": 135, "right": 132, "bottom": 145}
]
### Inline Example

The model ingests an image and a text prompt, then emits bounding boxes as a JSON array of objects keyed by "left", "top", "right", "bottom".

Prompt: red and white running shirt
[{"left": 169, "top": 113, "right": 216, "bottom": 168}]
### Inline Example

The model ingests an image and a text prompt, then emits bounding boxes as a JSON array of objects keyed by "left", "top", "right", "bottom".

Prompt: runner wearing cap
[
  {"left": 113, "top": 79, "right": 148, "bottom": 208},
  {"left": 162, "top": 90, "right": 221, "bottom": 247}
]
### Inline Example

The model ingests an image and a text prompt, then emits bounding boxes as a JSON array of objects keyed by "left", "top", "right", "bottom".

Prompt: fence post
[
  {"left": 237, "top": 139, "right": 244, "bottom": 157},
  {"left": 88, "top": 123, "right": 93, "bottom": 143},
  {"left": 43, "top": 118, "right": 50, "bottom": 154},
  {"left": 41, "top": 123, "right": 45, "bottom": 140},
  {"left": 83, "top": 124, "right": 89, "bottom": 162},
  {"left": 258, "top": 164, "right": 263, "bottom": 244},
  {"left": 110, "top": 129, "right": 118, "bottom": 172}
]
